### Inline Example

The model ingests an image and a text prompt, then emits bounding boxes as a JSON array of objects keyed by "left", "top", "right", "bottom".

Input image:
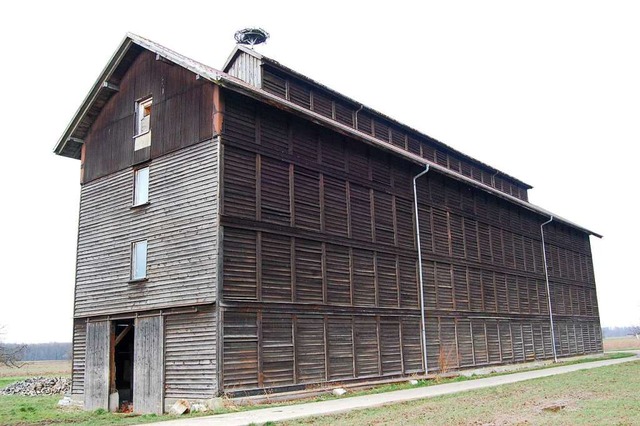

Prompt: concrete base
[{"left": 109, "top": 392, "right": 119, "bottom": 412}]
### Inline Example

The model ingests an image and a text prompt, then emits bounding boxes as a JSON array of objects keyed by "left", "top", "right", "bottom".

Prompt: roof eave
[
  {"left": 257, "top": 56, "right": 533, "bottom": 190},
  {"left": 214, "top": 73, "right": 601, "bottom": 238},
  {"left": 53, "top": 35, "right": 135, "bottom": 159},
  {"left": 53, "top": 34, "right": 598, "bottom": 237}
]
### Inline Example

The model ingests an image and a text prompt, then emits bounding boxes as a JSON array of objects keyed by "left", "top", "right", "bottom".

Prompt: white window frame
[
  {"left": 135, "top": 97, "right": 152, "bottom": 137},
  {"left": 133, "top": 166, "right": 150, "bottom": 206},
  {"left": 131, "top": 240, "right": 148, "bottom": 281}
]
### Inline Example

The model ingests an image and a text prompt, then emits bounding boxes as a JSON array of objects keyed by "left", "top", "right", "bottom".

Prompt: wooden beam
[
  {"left": 68, "top": 137, "right": 84, "bottom": 144},
  {"left": 155, "top": 54, "right": 174, "bottom": 65},
  {"left": 102, "top": 81, "right": 120, "bottom": 92},
  {"left": 109, "top": 323, "right": 116, "bottom": 394},
  {"left": 212, "top": 84, "right": 225, "bottom": 136},
  {"left": 114, "top": 324, "right": 132, "bottom": 347}
]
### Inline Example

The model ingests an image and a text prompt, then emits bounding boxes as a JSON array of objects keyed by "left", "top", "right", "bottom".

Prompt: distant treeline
[
  {"left": 4, "top": 342, "right": 71, "bottom": 361},
  {"left": 602, "top": 326, "right": 639, "bottom": 338}
]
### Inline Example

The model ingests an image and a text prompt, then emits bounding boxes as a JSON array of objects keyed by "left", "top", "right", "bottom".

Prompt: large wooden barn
[{"left": 54, "top": 34, "right": 602, "bottom": 414}]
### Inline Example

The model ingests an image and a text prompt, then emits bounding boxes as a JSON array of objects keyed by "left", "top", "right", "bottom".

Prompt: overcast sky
[{"left": 1, "top": 1, "right": 638, "bottom": 343}]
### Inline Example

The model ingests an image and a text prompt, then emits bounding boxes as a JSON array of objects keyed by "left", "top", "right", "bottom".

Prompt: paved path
[{"left": 154, "top": 354, "right": 639, "bottom": 426}]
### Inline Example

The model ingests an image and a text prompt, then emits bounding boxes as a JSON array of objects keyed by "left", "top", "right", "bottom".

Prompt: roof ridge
[{"left": 52, "top": 33, "right": 600, "bottom": 237}]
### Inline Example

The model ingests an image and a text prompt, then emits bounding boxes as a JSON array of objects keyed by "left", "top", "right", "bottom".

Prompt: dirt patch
[
  {"left": 604, "top": 337, "right": 640, "bottom": 351},
  {"left": 0, "top": 361, "right": 71, "bottom": 378}
]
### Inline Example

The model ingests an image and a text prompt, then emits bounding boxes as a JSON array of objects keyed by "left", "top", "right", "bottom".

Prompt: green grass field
[
  {"left": 0, "top": 395, "right": 167, "bottom": 426},
  {"left": 0, "top": 354, "right": 637, "bottom": 425},
  {"left": 282, "top": 360, "right": 640, "bottom": 425}
]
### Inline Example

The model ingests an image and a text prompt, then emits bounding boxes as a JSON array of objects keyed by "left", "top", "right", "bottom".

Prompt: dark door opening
[{"left": 113, "top": 320, "right": 135, "bottom": 411}]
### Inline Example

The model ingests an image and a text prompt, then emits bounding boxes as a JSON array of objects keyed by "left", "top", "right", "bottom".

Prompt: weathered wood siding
[
  {"left": 219, "top": 92, "right": 600, "bottom": 392},
  {"left": 416, "top": 173, "right": 601, "bottom": 368},
  {"left": 226, "top": 51, "right": 262, "bottom": 87},
  {"left": 75, "top": 139, "right": 219, "bottom": 317},
  {"left": 222, "top": 311, "right": 422, "bottom": 390},
  {"left": 258, "top": 65, "right": 529, "bottom": 201},
  {"left": 84, "top": 321, "right": 110, "bottom": 410},
  {"left": 71, "top": 319, "right": 86, "bottom": 398},
  {"left": 133, "top": 315, "right": 164, "bottom": 414},
  {"left": 83, "top": 49, "right": 214, "bottom": 182},
  {"left": 164, "top": 305, "right": 217, "bottom": 410}
]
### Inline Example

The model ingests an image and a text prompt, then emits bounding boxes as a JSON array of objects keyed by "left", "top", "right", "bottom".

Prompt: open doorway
[{"left": 112, "top": 319, "right": 135, "bottom": 412}]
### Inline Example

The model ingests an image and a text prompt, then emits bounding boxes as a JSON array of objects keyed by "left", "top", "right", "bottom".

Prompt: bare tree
[
  {"left": 0, "top": 325, "right": 26, "bottom": 368},
  {"left": 632, "top": 325, "right": 640, "bottom": 340}
]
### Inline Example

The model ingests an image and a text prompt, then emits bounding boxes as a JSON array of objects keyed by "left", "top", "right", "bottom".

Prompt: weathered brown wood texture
[
  {"left": 84, "top": 321, "right": 110, "bottom": 410},
  {"left": 133, "top": 315, "right": 163, "bottom": 414},
  {"left": 82, "top": 50, "right": 214, "bottom": 183},
  {"left": 258, "top": 65, "right": 530, "bottom": 202},
  {"left": 164, "top": 306, "right": 217, "bottom": 411},
  {"left": 71, "top": 319, "right": 87, "bottom": 398},
  {"left": 415, "top": 174, "right": 601, "bottom": 367},
  {"left": 75, "top": 140, "right": 219, "bottom": 317},
  {"left": 219, "top": 91, "right": 600, "bottom": 393},
  {"left": 226, "top": 51, "right": 262, "bottom": 88}
]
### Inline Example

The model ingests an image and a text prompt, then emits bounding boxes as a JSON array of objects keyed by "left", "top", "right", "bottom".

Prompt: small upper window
[
  {"left": 131, "top": 240, "right": 148, "bottom": 281},
  {"left": 133, "top": 167, "right": 149, "bottom": 206},
  {"left": 136, "top": 98, "right": 152, "bottom": 135}
]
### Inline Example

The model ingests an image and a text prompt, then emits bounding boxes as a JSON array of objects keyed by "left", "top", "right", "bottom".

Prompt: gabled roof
[
  {"left": 223, "top": 46, "right": 532, "bottom": 190},
  {"left": 53, "top": 34, "right": 601, "bottom": 238},
  {"left": 54, "top": 33, "right": 227, "bottom": 159}
]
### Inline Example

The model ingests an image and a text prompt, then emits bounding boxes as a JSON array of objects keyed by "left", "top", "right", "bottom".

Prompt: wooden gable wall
[{"left": 82, "top": 49, "right": 214, "bottom": 183}]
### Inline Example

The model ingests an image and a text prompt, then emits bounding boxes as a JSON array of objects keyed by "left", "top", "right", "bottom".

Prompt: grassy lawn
[
  {"left": 0, "top": 395, "right": 169, "bottom": 426},
  {"left": 0, "top": 353, "right": 635, "bottom": 425},
  {"left": 282, "top": 360, "right": 640, "bottom": 426}
]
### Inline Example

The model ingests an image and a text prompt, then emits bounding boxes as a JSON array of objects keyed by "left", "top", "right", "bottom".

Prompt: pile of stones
[{"left": 0, "top": 377, "right": 70, "bottom": 396}]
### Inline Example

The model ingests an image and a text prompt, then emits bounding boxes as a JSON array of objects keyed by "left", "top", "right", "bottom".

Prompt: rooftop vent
[{"left": 234, "top": 28, "right": 269, "bottom": 48}]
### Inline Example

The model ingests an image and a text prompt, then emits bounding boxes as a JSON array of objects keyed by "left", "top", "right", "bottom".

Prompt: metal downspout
[
  {"left": 541, "top": 216, "right": 558, "bottom": 363},
  {"left": 413, "top": 165, "right": 430, "bottom": 374},
  {"left": 354, "top": 104, "right": 364, "bottom": 129}
]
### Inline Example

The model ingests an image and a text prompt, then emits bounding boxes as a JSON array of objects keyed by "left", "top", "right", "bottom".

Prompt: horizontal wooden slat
[{"left": 75, "top": 140, "right": 218, "bottom": 317}]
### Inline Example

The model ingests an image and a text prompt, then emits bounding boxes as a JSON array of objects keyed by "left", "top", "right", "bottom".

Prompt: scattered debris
[
  {"left": 57, "top": 396, "right": 72, "bottom": 406},
  {"left": 169, "top": 399, "right": 191, "bottom": 415},
  {"left": 332, "top": 388, "right": 347, "bottom": 396},
  {"left": 408, "top": 379, "right": 419, "bottom": 385},
  {"left": 1, "top": 377, "right": 70, "bottom": 396},
  {"left": 119, "top": 401, "right": 133, "bottom": 413},
  {"left": 191, "top": 403, "right": 208, "bottom": 413},
  {"left": 206, "top": 397, "right": 225, "bottom": 411}
]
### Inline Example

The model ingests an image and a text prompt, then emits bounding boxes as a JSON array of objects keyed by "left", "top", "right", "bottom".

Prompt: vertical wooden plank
[
  {"left": 257, "top": 311, "right": 263, "bottom": 387},
  {"left": 256, "top": 232, "right": 262, "bottom": 301},
  {"left": 84, "top": 321, "right": 110, "bottom": 411},
  {"left": 164, "top": 306, "right": 217, "bottom": 408},
  {"left": 133, "top": 315, "right": 163, "bottom": 414},
  {"left": 292, "top": 315, "right": 297, "bottom": 384}
]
